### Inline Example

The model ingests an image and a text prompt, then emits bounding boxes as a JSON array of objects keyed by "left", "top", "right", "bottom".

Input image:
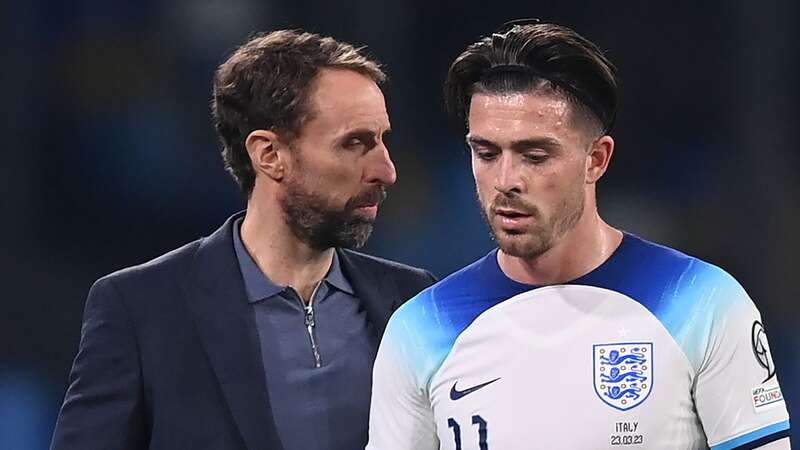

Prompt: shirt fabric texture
[
  {"left": 233, "top": 217, "right": 378, "bottom": 450},
  {"left": 368, "top": 232, "right": 791, "bottom": 450}
]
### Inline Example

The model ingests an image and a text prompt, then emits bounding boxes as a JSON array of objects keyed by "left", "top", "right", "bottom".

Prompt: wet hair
[{"left": 444, "top": 21, "right": 618, "bottom": 136}]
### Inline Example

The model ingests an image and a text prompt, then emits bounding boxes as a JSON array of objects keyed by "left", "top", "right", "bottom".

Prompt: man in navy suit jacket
[{"left": 50, "top": 30, "right": 436, "bottom": 450}]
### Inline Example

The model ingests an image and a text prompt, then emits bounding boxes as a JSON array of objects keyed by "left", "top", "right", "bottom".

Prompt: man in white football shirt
[{"left": 367, "top": 20, "right": 790, "bottom": 450}]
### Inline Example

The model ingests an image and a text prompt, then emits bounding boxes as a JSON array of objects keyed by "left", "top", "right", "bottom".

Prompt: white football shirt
[{"left": 368, "top": 233, "right": 790, "bottom": 449}]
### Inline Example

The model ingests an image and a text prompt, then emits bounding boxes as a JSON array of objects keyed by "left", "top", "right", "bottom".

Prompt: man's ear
[
  {"left": 586, "top": 135, "right": 615, "bottom": 184},
  {"left": 245, "top": 129, "right": 286, "bottom": 181}
]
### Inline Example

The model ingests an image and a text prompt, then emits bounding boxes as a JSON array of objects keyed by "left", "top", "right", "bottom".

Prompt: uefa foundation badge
[{"left": 593, "top": 342, "right": 653, "bottom": 411}]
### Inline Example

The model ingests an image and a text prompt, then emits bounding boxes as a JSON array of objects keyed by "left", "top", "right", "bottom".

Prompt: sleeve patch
[{"left": 751, "top": 385, "right": 784, "bottom": 412}]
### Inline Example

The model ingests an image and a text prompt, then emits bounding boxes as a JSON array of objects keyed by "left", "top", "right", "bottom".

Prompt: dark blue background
[{"left": 2, "top": 1, "right": 797, "bottom": 448}]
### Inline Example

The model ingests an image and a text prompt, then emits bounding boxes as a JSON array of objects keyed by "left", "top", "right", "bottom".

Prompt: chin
[
  {"left": 495, "top": 231, "right": 553, "bottom": 259},
  {"left": 333, "top": 221, "right": 375, "bottom": 249},
  {"left": 350, "top": 211, "right": 378, "bottom": 223}
]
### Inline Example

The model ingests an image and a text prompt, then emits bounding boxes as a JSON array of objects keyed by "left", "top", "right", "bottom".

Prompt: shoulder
[
  {"left": 338, "top": 249, "right": 436, "bottom": 287},
  {"left": 617, "top": 233, "right": 701, "bottom": 275},
  {"left": 617, "top": 234, "right": 756, "bottom": 365},
  {"left": 92, "top": 238, "right": 203, "bottom": 300},
  {"left": 382, "top": 253, "right": 501, "bottom": 387},
  {"left": 392, "top": 249, "right": 516, "bottom": 325},
  {"left": 620, "top": 233, "right": 750, "bottom": 311},
  {"left": 339, "top": 249, "right": 432, "bottom": 276},
  {"left": 77, "top": 237, "right": 204, "bottom": 333},
  {"left": 391, "top": 253, "right": 492, "bottom": 324}
]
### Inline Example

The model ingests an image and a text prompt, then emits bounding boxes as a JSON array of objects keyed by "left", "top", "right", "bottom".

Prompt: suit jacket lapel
[
  {"left": 181, "top": 213, "right": 283, "bottom": 450},
  {"left": 337, "top": 249, "right": 397, "bottom": 339}
]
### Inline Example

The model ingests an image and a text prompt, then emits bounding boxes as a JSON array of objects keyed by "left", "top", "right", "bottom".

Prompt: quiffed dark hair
[
  {"left": 212, "top": 30, "right": 385, "bottom": 197},
  {"left": 444, "top": 20, "right": 618, "bottom": 136}
]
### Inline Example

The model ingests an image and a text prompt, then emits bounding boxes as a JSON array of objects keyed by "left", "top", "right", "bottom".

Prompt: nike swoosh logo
[{"left": 450, "top": 377, "right": 501, "bottom": 401}]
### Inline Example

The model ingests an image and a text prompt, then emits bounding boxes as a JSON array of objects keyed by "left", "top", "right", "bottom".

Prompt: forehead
[
  {"left": 467, "top": 92, "right": 581, "bottom": 144},
  {"left": 304, "top": 68, "right": 389, "bottom": 133}
]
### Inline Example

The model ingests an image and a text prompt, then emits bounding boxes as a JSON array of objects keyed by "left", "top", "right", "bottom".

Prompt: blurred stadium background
[{"left": 2, "top": 0, "right": 797, "bottom": 448}]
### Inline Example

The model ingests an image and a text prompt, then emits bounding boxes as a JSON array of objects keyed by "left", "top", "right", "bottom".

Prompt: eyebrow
[
  {"left": 466, "top": 135, "right": 563, "bottom": 152},
  {"left": 337, "top": 127, "right": 392, "bottom": 142}
]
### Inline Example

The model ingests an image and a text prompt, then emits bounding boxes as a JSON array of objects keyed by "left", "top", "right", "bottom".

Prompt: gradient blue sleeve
[
  {"left": 684, "top": 266, "right": 790, "bottom": 449},
  {"left": 366, "top": 294, "right": 440, "bottom": 450}
]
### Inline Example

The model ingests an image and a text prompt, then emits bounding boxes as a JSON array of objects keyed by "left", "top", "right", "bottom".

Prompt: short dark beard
[
  {"left": 479, "top": 187, "right": 584, "bottom": 259},
  {"left": 280, "top": 176, "right": 385, "bottom": 251}
]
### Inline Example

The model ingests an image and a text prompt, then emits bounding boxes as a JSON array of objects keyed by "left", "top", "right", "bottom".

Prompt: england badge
[{"left": 593, "top": 342, "right": 653, "bottom": 411}]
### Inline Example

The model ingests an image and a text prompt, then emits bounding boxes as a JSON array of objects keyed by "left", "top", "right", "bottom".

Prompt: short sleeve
[
  {"left": 366, "top": 316, "right": 439, "bottom": 450},
  {"left": 692, "top": 274, "right": 790, "bottom": 449}
]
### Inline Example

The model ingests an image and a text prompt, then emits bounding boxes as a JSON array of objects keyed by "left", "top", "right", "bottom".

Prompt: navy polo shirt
[{"left": 232, "top": 218, "right": 379, "bottom": 450}]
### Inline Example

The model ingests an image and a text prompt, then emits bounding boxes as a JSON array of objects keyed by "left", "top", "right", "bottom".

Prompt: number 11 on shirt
[{"left": 447, "top": 415, "right": 489, "bottom": 450}]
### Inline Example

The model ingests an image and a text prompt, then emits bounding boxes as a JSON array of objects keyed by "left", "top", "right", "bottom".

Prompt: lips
[
  {"left": 350, "top": 187, "right": 387, "bottom": 209},
  {"left": 493, "top": 208, "right": 530, "bottom": 218},
  {"left": 354, "top": 204, "right": 379, "bottom": 219},
  {"left": 353, "top": 200, "right": 381, "bottom": 209},
  {"left": 349, "top": 187, "right": 387, "bottom": 219},
  {"left": 491, "top": 207, "right": 533, "bottom": 232}
]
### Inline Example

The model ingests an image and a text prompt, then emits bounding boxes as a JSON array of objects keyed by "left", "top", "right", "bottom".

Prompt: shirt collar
[
  {"left": 232, "top": 217, "right": 354, "bottom": 303},
  {"left": 326, "top": 249, "right": 354, "bottom": 296}
]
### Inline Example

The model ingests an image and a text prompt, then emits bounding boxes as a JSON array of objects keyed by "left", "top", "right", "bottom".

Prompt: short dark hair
[
  {"left": 444, "top": 21, "right": 618, "bottom": 136},
  {"left": 212, "top": 30, "right": 385, "bottom": 197}
]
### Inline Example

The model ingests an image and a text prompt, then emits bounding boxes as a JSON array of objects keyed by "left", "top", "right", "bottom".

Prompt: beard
[
  {"left": 479, "top": 184, "right": 585, "bottom": 259},
  {"left": 279, "top": 174, "right": 387, "bottom": 251}
]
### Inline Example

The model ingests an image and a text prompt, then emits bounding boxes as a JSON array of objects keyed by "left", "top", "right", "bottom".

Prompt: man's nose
[
  {"left": 364, "top": 144, "right": 397, "bottom": 186},
  {"left": 494, "top": 152, "right": 523, "bottom": 195}
]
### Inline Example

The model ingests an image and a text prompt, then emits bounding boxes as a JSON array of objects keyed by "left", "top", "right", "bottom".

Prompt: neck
[
  {"left": 498, "top": 207, "right": 622, "bottom": 286},
  {"left": 240, "top": 197, "right": 334, "bottom": 303}
]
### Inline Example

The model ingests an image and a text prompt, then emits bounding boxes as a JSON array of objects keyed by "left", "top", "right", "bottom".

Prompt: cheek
[
  {"left": 528, "top": 162, "right": 583, "bottom": 207},
  {"left": 472, "top": 164, "right": 494, "bottom": 203},
  {"left": 552, "top": 163, "right": 587, "bottom": 207},
  {"left": 301, "top": 158, "right": 362, "bottom": 192},
  {"left": 326, "top": 164, "right": 359, "bottom": 186},
  {"left": 523, "top": 166, "right": 558, "bottom": 202}
]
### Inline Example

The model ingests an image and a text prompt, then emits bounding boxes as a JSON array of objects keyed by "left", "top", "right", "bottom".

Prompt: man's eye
[
  {"left": 344, "top": 138, "right": 365, "bottom": 149},
  {"left": 475, "top": 150, "right": 498, "bottom": 161},
  {"left": 524, "top": 153, "right": 548, "bottom": 164}
]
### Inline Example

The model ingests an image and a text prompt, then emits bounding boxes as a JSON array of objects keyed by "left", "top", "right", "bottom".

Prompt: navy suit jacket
[{"left": 50, "top": 213, "right": 436, "bottom": 450}]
